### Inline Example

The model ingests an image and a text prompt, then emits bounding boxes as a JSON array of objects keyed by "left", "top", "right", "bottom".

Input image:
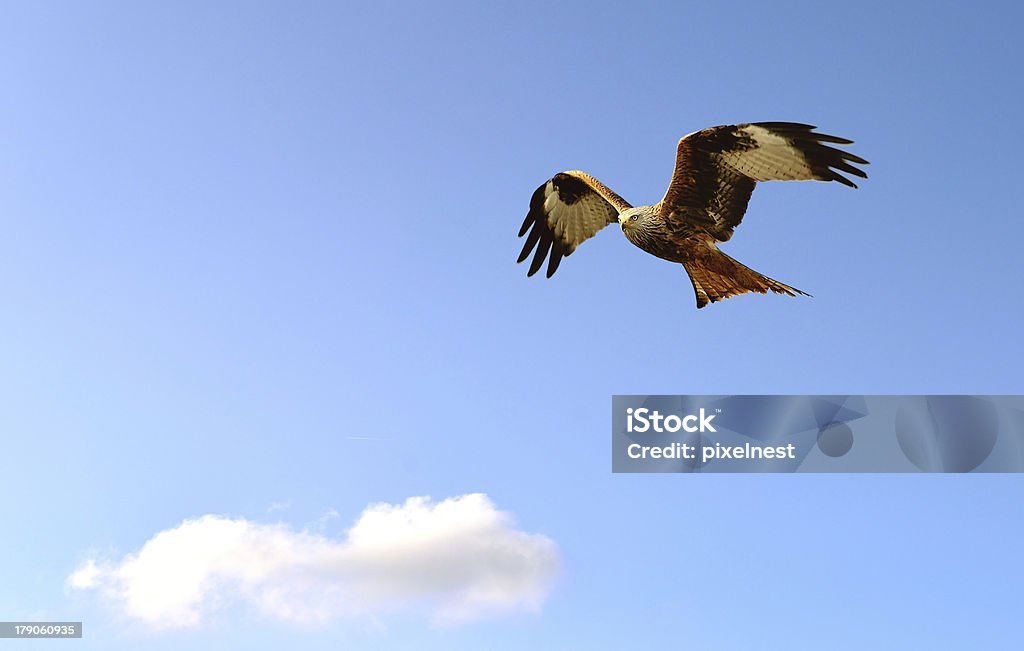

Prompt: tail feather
[{"left": 682, "top": 247, "right": 808, "bottom": 309}]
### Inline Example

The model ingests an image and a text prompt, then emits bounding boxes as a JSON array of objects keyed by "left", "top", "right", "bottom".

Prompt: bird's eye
[{"left": 630, "top": 215, "right": 638, "bottom": 221}]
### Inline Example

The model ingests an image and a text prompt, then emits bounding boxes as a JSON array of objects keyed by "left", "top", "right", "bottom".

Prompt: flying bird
[{"left": 517, "top": 122, "right": 868, "bottom": 308}]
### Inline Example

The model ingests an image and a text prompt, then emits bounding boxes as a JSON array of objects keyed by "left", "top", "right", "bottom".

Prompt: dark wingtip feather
[
  {"left": 517, "top": 219, "right": 542, "bottom": 263},
  {"left": 830, "top": 172, "right": 858, "bottom": 189},
  {"left": 842, "top": 152, "right": 870, "bottom": 166},
  {"left": 831, "top": 158, "right": 868, "bottom": 179},
  {"left": 819, "top": 145, "right": 870, "bottom": 171},
  {"left": 527, "top": 234, "right": 553, "bottom": 277},
  {"left": 518, "top": 214, "right": 532, "bottom": 238},
  {"left": 546, "top": 243, "right": 566, "bottom": 277},
  {"left": 754, "top": 121, "right": 817, "bottom": 132},
  {"left": 810, "top": 132, "right": 854, "bottom": 145},
  {"left": 517, "top": 241, "right": 532, "bottom": 264}
]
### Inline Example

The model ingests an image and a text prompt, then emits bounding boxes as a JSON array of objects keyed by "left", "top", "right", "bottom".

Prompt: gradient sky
[{"left": 2, "top": 1, "right": 1022, "bottom": 649}]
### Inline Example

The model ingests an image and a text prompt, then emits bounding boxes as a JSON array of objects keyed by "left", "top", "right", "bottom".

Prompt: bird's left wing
[
  {"left": 518, "top": 171, "right": 632, "bottom": 278},
  {"left": 659, "top": 122, "right": 868, "bottom": 241}
]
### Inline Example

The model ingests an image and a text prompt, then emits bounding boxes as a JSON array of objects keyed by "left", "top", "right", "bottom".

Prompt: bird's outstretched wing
[
  {"left": 659, "top": 122, "right": 868, "bottom": 241},
  {"left": 518, "top": 171, "right": 632, "bottom": 277}
]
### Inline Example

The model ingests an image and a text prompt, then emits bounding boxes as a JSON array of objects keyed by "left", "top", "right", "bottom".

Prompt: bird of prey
[{"left": 517, "top": 122, "right": 868, "bottom": 308}]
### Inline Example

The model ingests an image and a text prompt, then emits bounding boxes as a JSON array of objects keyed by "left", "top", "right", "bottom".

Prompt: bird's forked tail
[{"left": 682, "top": 246, "right": 809, "bottom": 309}]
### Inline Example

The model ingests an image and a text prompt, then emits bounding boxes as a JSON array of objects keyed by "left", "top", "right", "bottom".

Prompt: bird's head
[{"left": 618, "top": 206, "right": 652, "bottom": 233}]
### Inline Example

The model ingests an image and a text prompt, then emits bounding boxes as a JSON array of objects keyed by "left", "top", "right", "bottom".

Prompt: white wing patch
[
  {"left": 544, "top": 181, "right": 617, "bottom": 253},
  {"left": 717, "top": 124, "right": 816, "bottom": 181}
]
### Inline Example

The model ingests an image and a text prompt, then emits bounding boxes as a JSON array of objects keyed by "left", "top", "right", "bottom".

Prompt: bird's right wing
[
  {"left": 659, "top": 122, "right": 868, "bottom": 242},
  {"left": 518, "top": 171, "right": 632, "bottom": 278}
]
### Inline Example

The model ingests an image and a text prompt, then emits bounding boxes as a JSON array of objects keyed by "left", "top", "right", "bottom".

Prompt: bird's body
[
  {"left": 620, "top": 205, "right": 703, "bottom": 262},
  {"left": 517, "top": 122, "right": 868, "bottom": 308}
]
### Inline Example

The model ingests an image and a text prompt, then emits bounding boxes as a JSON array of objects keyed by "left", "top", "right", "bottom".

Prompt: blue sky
[{"left": 1, "top": 1, "right": 1022, "bottom": 649}]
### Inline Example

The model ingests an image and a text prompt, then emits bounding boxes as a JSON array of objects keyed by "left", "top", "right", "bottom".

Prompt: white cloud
[{"left": 68, "top": 494, "right": 559, "bottom": 630}]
